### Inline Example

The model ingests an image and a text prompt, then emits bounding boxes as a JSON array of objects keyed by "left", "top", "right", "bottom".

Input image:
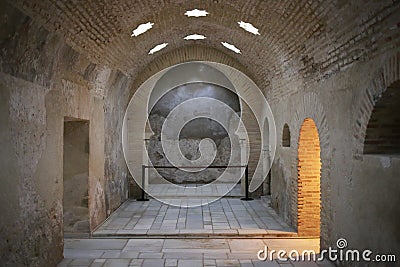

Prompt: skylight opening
[
  {"left": 221, "top": 42, "right": 241, "bottom": 54},
  {"left": 185, "top": 9, "right": 209, "bottom": 17},
  {"left": 184, "top": 34, "right": 207, "bottom": 40},
  {"left": 148, "top": 43, "right": 168, "bottom": 55},
  {"left": 131, "top": 22, "right": 154, "bottom": 37},
  {"left": 238, "top": 21, "right": 260, "bottom": 35}
]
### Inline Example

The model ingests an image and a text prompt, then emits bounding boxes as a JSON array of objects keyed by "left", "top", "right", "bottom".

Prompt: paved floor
[
  {"left": 60, "top": 194, "right": 333, "bottom": 266},
  {"left": 58, "top": 238, "right": 334, "bottom": 267},
  {"left": 93, "top": 198, "right": 295, "bottom": 237}
]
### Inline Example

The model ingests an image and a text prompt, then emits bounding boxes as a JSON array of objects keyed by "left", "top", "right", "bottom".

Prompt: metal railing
[{"left": 137, "top": 165, "right": 253, "bottom": 202}]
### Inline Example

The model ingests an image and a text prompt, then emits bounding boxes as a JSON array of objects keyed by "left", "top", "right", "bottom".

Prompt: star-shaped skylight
[
  {"left": 238, "top": 21, "right": 260, "bottom": 35},
  {"left": 148, "top": 43, "right": 168, "bottom": 54},
  {"left": 185, "top": 9, "right": 209, "bottom": 17},
  {"left": 184, "top": 34, "right": 207, "bottom": 40},
  {"left": 221, "top": 42, "right": 241, "bottom": 54},
  {"left": 131, "top": 22, "right": 154, "bottom": 37}
]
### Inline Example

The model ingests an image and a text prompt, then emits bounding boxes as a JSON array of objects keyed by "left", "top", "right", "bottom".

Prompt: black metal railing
[{"left": 137, "top": 165, "right": 253, "bottom": 202}]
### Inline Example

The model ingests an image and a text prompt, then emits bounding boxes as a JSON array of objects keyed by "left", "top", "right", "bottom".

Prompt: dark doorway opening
[{"left": 63, "top": 118, "right": 90, "bottom": 237}]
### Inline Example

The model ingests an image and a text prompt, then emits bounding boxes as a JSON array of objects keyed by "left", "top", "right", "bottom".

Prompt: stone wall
[
  {"left": 147, "top": 135, "right": 231, "bottom": 184},
  {"left": 0, "top": 3, "right": 130, "bottom": 266},
  {"left": 103, "top": 70, "right": 131, "bottom": 215},
  {"left": 146, "top": 81, "right": 238, "bottom": 184}
]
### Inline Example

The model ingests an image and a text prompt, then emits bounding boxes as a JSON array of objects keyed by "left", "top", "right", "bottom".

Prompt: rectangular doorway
[{"left": 63, "top": 118, "right": 90, "bottom": 237}]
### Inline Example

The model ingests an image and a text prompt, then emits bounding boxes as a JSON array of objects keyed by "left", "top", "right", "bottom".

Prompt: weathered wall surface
[
  {"left": 270, "top": 50, "right": 400, "bottom": 258},
  {"left": 104, "top": 70, "right": 131, "bottom": 215},
  {"left": 146, "top": 82, "right": 239, "bottom": 184},
  {"left": 148, "top": 135, "right": 232, "bottom": 184},
  {"left": 0, "top": 3, "right": 130, "bottom": 266}
]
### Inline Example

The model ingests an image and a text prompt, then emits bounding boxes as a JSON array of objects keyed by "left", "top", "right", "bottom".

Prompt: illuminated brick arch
[
  {"left": 297, "top": 118, "right": 321, "bottom": 237},
  {"left": 292, "top": 92, "right": 332, "bottom": 247}
]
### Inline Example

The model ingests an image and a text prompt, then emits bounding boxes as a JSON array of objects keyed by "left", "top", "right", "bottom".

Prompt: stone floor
[
  {"left": 93, "top": 198, "right": 295, "bottom": 237},
  {"left": 60, "top": 196, "right": 334, "bottom": 266},
  {"left": 147, "top": 183, "right": 242, "bottom": 198},
  {"left": 58, "top": 238, "right": 334, "bottom": 267}
]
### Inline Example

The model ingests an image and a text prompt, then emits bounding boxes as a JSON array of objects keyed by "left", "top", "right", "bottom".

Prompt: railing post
[
  {"left": 137, "top": 164, "right": 149, "bottom": 201},
  {"left": 241, "top": 165, "right": 253, "bottom": 201}
]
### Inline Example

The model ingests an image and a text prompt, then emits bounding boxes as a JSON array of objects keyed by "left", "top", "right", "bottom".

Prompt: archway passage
[
  {"left": 282, "top": 123, "right": 291, "bottom": 147},
  {"left": 364, "top": 80, "right": 400, "bottom": 155},
  {"left": 297, "top": 118, "right": 321, "bottom": 237}
]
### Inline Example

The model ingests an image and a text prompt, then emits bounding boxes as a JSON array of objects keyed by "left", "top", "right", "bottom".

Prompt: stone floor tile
[
  {"left": 203, "top": 252, "right": 228, "bottom": 259},
  {"left": 103, "top": 259, "right": 131, "bottom": 267},
  {"left": 177, "top": 259, "right": 203, "bottom": 267},
  {"left": 142, "top": 259, "right": 165, "bottom": 267},
  {"left": 138, "top": 252, "right": 163, "bottom": 259},
  {"left": 163, "top": 238, "right": 229, "bottom": 250},
  {"left": 69, "top": 258, "right": 93, "bottom": 266},
  {"left": 216, "top": 259, "right": 242, "bottom": 266},
  {"left": 165, "top": 259, "right": 178, "bottom": 266},
  {"left": 64, "top": 249, "right": 104, "bottom": 259},
  {"left": 276, "top": 258, "right": 293, "bottom": 264},
  {"left": 101, "top": 251, "right": 121, "bottom": 258},
  {"left": 91, "top": 258, "right": 106, "bottom": 267},
  {"left": 119, "top": 251, "right": 140, "bottom": 259},
  {"left": 229, "top": 239, "right": 265, "bottom": 252},
  {"left": 228, "top": 253, "right": 259, "bottom": 260},
  {"left": 65, "top": 239, "right": 127, "bottom": 250},
  {"left": 163, "top": 252, "right": 204, "bottom": 259},
  {"left": 129, "top": 259, "right": 143, "bottom": 267},
  {"left": 124, "top": 239, "right": 164, "bottom": 252},
  {"left": 239, "top": 263, "right": 254, "bottom": 267},
  {"left": 205, "top": 259, "right": 217, "bottom": 265}
]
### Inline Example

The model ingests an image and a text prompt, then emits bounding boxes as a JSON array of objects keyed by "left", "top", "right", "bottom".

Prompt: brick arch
[
  {"left": 291, "top": 92, "right": 332, "bottom": 246},
  {"left": 354, "top": 52, "right": 400, "bottom": 159},
  {"left": 297, "top": 118, "right": 321, "bottom": 237},
  {"left": 127, "top": 45, "right": 270, "bottom": 100},
  {"left": 127, "top": 46, "right": 270, "bottom": 99}
]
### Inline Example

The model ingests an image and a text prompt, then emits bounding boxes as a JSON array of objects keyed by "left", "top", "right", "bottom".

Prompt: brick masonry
[{"left": 297, "top": 118, "right": 321, "bottom": 237}]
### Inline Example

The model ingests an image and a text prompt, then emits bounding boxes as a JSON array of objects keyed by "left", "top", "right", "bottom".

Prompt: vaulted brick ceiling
[{"left": 10, "top": 0, "right": 400, "bottom": 96}]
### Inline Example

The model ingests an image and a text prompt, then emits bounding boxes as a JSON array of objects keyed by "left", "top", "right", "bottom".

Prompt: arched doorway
[
  {"left": 297, "top": 118, "right": 321, "bottom": 237},
  {"left": 282, "top": 123, "right": 291, "bottom": 147},
  {"left": 363, "top": 80, "right": 400, "bottom": 155}
]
